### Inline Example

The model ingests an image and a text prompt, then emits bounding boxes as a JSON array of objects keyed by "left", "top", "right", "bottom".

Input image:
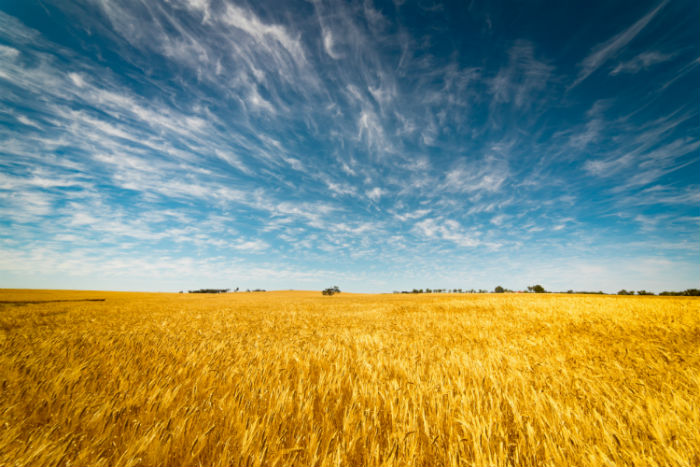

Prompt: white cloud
[
  {"left": 394, "top": 209, "right": 430, "bottom": 221},
  {"left": 183, "top": 0, "right": 211, "bottom": 23},
  {"left": 571, "top": 0, "right": 669, "bottom": 88},
  {"left": 322, "top": 27, "right": 340, "bottom": 59},
  {"left": 357, "top": 109, "right": 389, "bottom": 153},
  {"left": 611, "top": 50, "right": 675, "bottom": 75},
  {"left": 627, "top": 185, "right": 700, "bottom": 206},
  {"left": 68, "top": 72, "right": 85, "bottom": 87},
  {"left": 0, "top": 44, "right": 19, "bottom": 58},
  {"left": 413, "top": 218, "right": 482, "bottom": 248},
  {"left": 490, "top": 214, "right": 507, "bottom": 226},
  {"left": 246, "top": 85, "right": 277, "bottom": 114},
  {"left": 214, "top": 149, "right": 251, "bottom": 174},
  {"left": 490, "top": 41, "right": 552, "bottom": 110},
  {"left": 0, "top": 190, "right": 53, "bottom": 222},
  {"left": 583, "top": 154, "right": 634, "bottom": 176},
  {"left": 16, "top": 115, "right": 42, "bottom": 129},
  {"left": 325, "top": 180, "right": 357, "bottom": 197},
  {"left": 443, "top": 157, "right": 508, "bottom": 194},
  {"left": 231, "top": 239, "right": 269, "bottom": 251},
  {"left": 366, "top": 187, "right": 384, "bottom": 201},
  {"left": 222, "top": 4, "right": 307, "bottom": 68}
]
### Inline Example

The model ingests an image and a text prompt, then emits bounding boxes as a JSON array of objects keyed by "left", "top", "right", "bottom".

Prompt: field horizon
[{"left": 1, "top": 288, "right": 692, "bottom": 297}]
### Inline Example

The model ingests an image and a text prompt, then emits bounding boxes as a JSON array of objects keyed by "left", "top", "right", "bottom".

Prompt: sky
[{"left": 0, "top": 0, "right": 698, "bottom": 293}]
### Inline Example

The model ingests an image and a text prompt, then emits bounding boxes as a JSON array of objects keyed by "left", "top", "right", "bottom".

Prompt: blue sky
[{"left": 0, "top": 0, "right": 698, "bottom": 293}]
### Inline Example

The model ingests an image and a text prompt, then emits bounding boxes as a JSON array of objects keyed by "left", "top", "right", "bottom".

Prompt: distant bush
[
  {"left": 527, "top": 285, "right": 546, "bottom": 293},
  {"left": 188, "top": 289, "right": 229, "bottom": 294},
  {"left": 659, "top": 289, "right": 700, "bottom": 296},
  {"left": 322, "top": 286, "right": 341, "bottom": 296}
]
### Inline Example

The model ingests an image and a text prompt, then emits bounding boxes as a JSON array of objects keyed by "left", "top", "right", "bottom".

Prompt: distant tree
[
  {"left": 494, "top": 285, "right": 505, "bottom": 293},
  {"left": 617, "top": 289, "right": 633, "bottom": 295},
  {"left": 527, "top": 285, "right": 546, "bottom": 293},
  {"left": 659, "top": 289, "right": 699, "bottom": 296},
  {"left": 322, "top": 285, "right": 341, "bottom": 296},
  {"left": 188, "top": 288, "right": 229, "bottom": 294},
  {"left": 636, "top": 290, "right": 654, "bottom": 296},
  {"left": 426, "top": 288, "right": 432, "bottom": 294}
]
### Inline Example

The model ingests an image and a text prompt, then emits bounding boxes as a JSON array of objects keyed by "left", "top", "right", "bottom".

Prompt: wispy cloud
[
  {"left": 413, "top": 218, "right": 487, "bottom": 248},
  {"left": 490, "top": 41, "right": 553, "bottom": 111},
  {"left": 0, "top": 1, "right": 697, "bottom": 292},
  {"left": 610, "top": 50, "right": 675, "bottom": 75},
  {"left": 570, "top": 0, "right": 669, "bottom": 88}
]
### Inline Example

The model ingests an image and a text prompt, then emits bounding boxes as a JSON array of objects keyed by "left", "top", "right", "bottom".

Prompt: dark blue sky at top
[{"left": 0, "top": 0, "right": 698, "bottom": 292}]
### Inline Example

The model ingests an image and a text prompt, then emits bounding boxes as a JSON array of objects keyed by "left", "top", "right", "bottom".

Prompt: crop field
[{"left": 0, "top": 290, "right": 698, "bottom": 466}]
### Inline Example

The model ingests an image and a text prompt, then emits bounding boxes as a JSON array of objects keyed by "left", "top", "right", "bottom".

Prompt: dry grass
[{"left": 0, "top": 289, "right": 698, "bottom": 466}]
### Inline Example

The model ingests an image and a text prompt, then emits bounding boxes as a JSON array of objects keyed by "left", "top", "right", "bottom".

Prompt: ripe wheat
[{"left": 0, "top": 290, "right": 698, "bottom": 466}]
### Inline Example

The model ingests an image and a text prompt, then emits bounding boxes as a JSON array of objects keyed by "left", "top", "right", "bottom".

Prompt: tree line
[
  {"left": 182, "top": 286, "right": 698, "bottom": 296},
  {"left": 392, "top": 286, "right": 700, "bottom": 296},
  {"left": 183, "top": 288, "right": 267, "bottom": 293}
]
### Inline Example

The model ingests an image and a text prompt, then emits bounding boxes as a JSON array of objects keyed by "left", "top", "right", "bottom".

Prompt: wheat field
[{"left": 0, "top": 290, "right": 698, "bottom": 466}]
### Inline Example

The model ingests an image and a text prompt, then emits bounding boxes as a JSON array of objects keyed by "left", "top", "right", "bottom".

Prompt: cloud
[
  {"left": 413, "top": 218, "right": 482, "bottom": 248},
  {"left": 222, "top": 4, "right": 306, "bottom": 66},
  {"left": 214, "top": 149, "right": 252, "bottom": 175},
  {"left": 585, "top": 136, "right": 700, "bottom": 192},
  {"left": 490, "top": 41, "right": 553, "bottom": 110},
  {"left": 394, "top": 209, "right": 430, "bottom": 222},
  {"left": 0, "top": 44, "right": 19, "bottom": 59},
  {"left": 571, "top": 0, "right": 669, "bottom": 88},
  {"left": 231, "top": 240, "right": 269, "bottom": 252},
  {"left": 366, "top": 187, "right": 384, "bottom": 201},
  {"left": 321, "top": 26, "right": 341, "bottom": 59},
  {"left": 610, "top": 50, "right": 675, "bottom": 75},
  {"left": 443, "top": 157, "right": 509, "bottom": 194},
  {"left": 628, "top": 185, "right": 700, "bottom": 206}
]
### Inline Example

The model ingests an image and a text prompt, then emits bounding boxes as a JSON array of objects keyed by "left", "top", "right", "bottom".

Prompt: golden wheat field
[{"left": 0, "top": 289, "right": 698, "bottom": 467}]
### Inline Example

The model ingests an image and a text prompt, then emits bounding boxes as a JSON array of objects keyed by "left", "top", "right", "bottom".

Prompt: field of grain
[{"left": 0, "top": 290, "right": 698, "bottom": 466}]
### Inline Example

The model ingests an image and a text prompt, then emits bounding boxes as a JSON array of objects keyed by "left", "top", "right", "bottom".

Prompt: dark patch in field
[{"left": 0, "top": 299, "right": 106, "bottom": 306}]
